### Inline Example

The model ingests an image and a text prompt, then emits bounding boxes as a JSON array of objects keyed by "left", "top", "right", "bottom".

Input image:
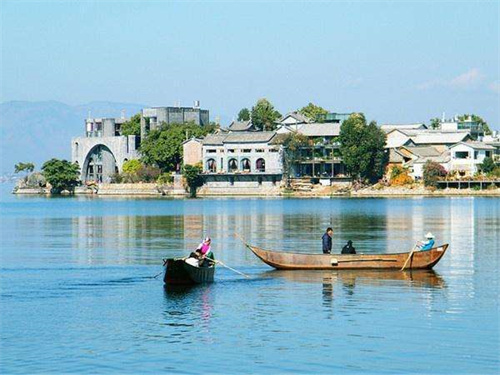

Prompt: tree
[
  {"left": 122, "top": 159, "right": 142, "bottom": 174},
  {"left": 457, "top": 114, "right": 491, "bottom": 135},
  {"left": 237, "top": 108, "right": 250, "bottom": 121},
  {"left": 121, "top": 113, "right": 141, "bottom": 136},
  {"left": 423, "top": 161, "right": 447, "bottom": 187},
  {"left": 278, "top": 132, "right": 309, "bottom": 186},
  {"left": 480, "top": 157, "right": 495, "bottom": 174},
  {"left": 339, "top": 113, "right": 388, "bottom": 183},
  {"left": 140, "top": 122, "right": 215, "bottom": 172},
  {"left": 299, "top": 103, "right": 328, "bottom": 122},
  {"left": 183, "top": 163, "right": 203, "bottom": 198},
  {"left": 429, "top": 118, "right": 440, "bottom": 130},
  {"left": 41, "top": 158, "right": 80, "bottom": 194},
  {"left": 14, "top": 162, "right": 35, "bottom": 174},
  {"left": 251, "top": 98, "right": 281, "bottom": 131}
]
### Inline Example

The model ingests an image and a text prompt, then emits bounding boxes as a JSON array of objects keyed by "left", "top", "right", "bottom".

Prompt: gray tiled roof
[
  {"left": 278, "top": 111, "right": 311, "bottom": 124},
  {"left": 202, "top": 134, "right": 227, "bottom": 145},
  {"left": 223, "top": 131, "right": 277, "bottom": 143},
  {"left": 451, "top": 141, "right": 496, "bottom": 150},
  {"left": 298, "top": 123, "right": 341, "bottom": 137},
  {"left": 381, "top": 123, "right": 426, "bottom": 132},
  {"left": 404, "top": 146, "right": 442, "bottom": 158},
  {"left": 228, "top": 120, "right": 253, "bottom": 131}
]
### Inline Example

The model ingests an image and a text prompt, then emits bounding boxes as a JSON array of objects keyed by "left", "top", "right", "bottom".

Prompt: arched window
[
  {"left": 206, "top": 158, "right": 216, "bottom": 173},
  {"left": 241, "top": 158, "right": 251, "bottom": 172},
  {"left": 256, "top": 158, "right": 266, "bottom": 172},
  {"left": 228, "top": 158, "right": 238, "bottom": 173},
  {"left": 74, "top": 142, "right": 79, "bottom": 158}
]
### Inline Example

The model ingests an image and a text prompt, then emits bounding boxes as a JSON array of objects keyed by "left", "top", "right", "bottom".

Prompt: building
[
  {"left": 439, "top": 116, "right": 485, "bottom": 139},
  {"left": 385, "top": 129, "right": 472, "bottom": 151},
  {"left": 72, "top": 116, "right": 140, "bottom": 182},
  {"left": 140, "top": 102, "right": 209, "bottom": 139},
  {"left": 183, "top": 131, "right": 283, "bottom": 190},
  {"left": 447, "top": 142, "right": 496, "bottom": 176}
]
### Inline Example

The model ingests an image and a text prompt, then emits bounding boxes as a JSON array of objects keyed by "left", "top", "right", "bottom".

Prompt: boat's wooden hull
[
  {"left": 247, "top": 244, "right": 448, "bottom": 270},
  {"left": 163, "top": 258, "right": 215, "bottom": 284}
]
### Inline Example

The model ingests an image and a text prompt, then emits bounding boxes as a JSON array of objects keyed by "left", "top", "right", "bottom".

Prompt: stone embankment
[{"left": 351, "top": 185, "right": 500, "bottom": 197}]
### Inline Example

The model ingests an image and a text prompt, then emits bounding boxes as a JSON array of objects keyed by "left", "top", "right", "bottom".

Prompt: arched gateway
[{"left": 81, "top": 144, "right": 117, "bottom": 183}]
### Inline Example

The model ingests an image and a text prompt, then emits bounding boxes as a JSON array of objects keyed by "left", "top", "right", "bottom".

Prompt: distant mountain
[{"left": 0, "top": 101, "right": 145, "bottom": 174}]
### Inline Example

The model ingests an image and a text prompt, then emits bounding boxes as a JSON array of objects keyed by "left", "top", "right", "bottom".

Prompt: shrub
[
  {"left": 480, "top": 157, "right": 495, "bottom": 174},
  {"left": 423, "top": 161, "right": 447, "bottom": 188},
  {"left": 136, "top": 165, "right": 161, "bottom": 182},
  {"left": 122, "top": 159, "right": 142, "bottom": 174},
  {"left": 41, "top": 158, "right": 80, "bottom": 194},
  {"left": 157, "top": 173, "right": 174, "bottom": 185},
  {"left": 389, "top": 165, "right": 413, "bottom": 186}
]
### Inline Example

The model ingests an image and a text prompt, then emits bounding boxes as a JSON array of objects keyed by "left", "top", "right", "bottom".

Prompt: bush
[
  {"left": 157, "top": 173, "right": 174, "bottom": 185},
  {"left": 122, "top": 159, "right": 142, "bottom": 174},
  {"left": 480, "top": 157, "right": 495, "bottom": 174},
  {"left": 423, "top": 161, "right": 447, "bottom": 188},
  {"left": 389, "top": 165, "right": 413, "bottom": 186}
]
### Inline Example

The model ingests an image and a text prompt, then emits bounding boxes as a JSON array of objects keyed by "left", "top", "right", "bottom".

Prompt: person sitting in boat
[
  {"left": 196, "top": 237, "right": 215, "bottom": 267},
  {"left": 322, "top": 227, "right": 333, "bottom": 254},
  {"left": 341, "top": 240, "right": 356, "bottom": 254},
  {"left": 417, "top": 232, "right": 435, "bottom": 251}
]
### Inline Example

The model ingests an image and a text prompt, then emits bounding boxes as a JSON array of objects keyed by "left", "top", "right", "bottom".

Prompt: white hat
[{"left": 425, "top": 232, "right": 434, "bottom": 239}]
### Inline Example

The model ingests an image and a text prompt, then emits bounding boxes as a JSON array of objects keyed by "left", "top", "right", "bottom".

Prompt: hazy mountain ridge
[{"left": 0, "top": 100, "right": 145, "bottom": 174}]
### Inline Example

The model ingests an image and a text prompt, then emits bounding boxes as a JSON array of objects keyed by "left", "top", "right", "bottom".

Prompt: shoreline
[{"left": 11, "top": 183, "right": 500, "bottom": 198}]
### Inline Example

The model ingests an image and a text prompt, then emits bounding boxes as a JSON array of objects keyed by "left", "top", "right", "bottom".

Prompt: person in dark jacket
[
  {"left": 341, "top": 240, "right": 356, "bottom": 254},
  {"left": 322, "top": 227, "right": 333, "bottom": 254}
]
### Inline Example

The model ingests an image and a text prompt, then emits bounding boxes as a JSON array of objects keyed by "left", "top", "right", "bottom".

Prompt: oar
[
  {"left": 207, "top": 258, "right": 250, "bottom": 278},
  {"left": 401, "top": 243, "right": 419, "bottom": 271}
]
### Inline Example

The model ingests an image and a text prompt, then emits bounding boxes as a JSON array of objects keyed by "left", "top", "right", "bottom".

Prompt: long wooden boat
[
  {"left": 163, "top": 258, "right": 215, "bottom": 285},
  {"left": 246, "top": 243, "right": 448, "bottom": 270}
]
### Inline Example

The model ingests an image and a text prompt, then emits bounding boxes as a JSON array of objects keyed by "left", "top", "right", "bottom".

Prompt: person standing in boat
[
  {"left": 322, "top": 227, "right": 333, "bottom": 254},
  {"left": 417, "top": 232, "right": 435, "bottom": 251}
]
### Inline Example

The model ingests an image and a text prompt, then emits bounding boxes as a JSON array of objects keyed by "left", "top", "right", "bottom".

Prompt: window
[
  {"left": 241, "top": 158, "right": 251, "bottom": 172},
  {"left": 228, "top": 149, "right": 236, "bottom": 153},
  {"left": 256, "top": 158, "right": 266, "bottom": 172},
  {"left": 455, "top": 151, "right": 469, "bottom": 159},
  {"left": 474, "top": 151, "right": 479, "bottom": 159},
  {"left": 228, "top": 158, "right": 238, "bottom": 173},
  {"left": 255, "top": 149, "right": 265, "bottom": 153},
  {"left": 269, "top": 148, "right": 279, "bottom": 153},
  {"left": 486, "top": 151, "right": 492, "bottom": 158},
  {"left": 206, "top": 158, "right": 216, "bottom": 173},
  {"left": 207, "top": 149, "right": 217, "bottom": 154},
  {"left": 242, "top": 149, "right": 252, "bottom": 153}
]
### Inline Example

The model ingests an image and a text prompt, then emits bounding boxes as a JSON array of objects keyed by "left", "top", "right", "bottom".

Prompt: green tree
[
  {"left": 457, "top": 114, "right": 491, "bottom": 135},
  {"left": 339, "top": 113, "right": 388, "bottom": 183},
  {"left": 251, "top": 98, "right": 281, "bottom": 131},
  {"left": 237, "top": 108, "right": 250, "bottom": 121},
  {"left": 429, "top": 118, "right": 440, "bottom": 130},
  {"left": 422, "top": 161, "right": 447, "bottom": 187},
  {"left": 41, "top": 158, "right": 80, "bottom": 194},
  {"left": 121, "top": 113, "right": 141, "bottom": 136},
  {"left": 298, "top": 103, "right": 328, "bottom": 122},
  {"left": 140, "top": 122, "right": 215, "bottom": 172},
  {"left": 278, "top": 132, "right": 309, "bottom": 186},
  {"left": 183, "top": 163, "right": 203, "bottom": 198},
  {"left": 480, "top": 157, "right": 495, "bottom": 174},
  {"left": 122, "top": 159, "right": 142, "bottom": 174},
  {"left": 14, "top": 162, "right": 35, "bottom": 173}
]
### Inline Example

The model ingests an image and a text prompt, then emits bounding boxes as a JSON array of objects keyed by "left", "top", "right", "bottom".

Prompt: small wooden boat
[
  {"left": 163, "top": 258, "right": 215, "bottom": 285},
  {"left": 245, "top": 243, "right": 449, "bottom": 270}
]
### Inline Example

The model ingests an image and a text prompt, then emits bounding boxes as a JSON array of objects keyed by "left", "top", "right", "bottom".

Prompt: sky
[{"left": 1, "top": 0, "right": 499, "bottom": 127}]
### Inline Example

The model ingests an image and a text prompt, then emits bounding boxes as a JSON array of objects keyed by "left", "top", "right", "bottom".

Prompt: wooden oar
[
  {"left": 401, "top": 243, "right": 419, "bottom": 271},
  {"left": 207, "top": 258, "right": 250, "bottom": 278}
]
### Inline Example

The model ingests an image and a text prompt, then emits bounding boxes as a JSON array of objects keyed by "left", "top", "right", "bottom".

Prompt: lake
[{"left": 0, "top": 183, "right": 499, "bottom": 374}]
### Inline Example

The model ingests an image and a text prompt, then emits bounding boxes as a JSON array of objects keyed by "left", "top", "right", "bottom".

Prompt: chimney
[{"left": 194, "top": 100, "right": 200, "bottom": 108}]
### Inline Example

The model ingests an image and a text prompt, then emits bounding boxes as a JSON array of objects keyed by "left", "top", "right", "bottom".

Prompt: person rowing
[{"left": 417, "top": 232, "right": 435, "bottom": 251}]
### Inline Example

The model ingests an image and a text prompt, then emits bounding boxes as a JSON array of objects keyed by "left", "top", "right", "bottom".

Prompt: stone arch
[
  {"left": 82, "top": 144, "right": 117, "bottom": 183},
  {"left": 228, "top": 158, "right": 238, "bottom": 173},
  {"left": 206, "top": 158, "right": 216, "bottom": 173}
]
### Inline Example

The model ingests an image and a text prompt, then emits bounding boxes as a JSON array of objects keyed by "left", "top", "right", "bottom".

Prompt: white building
[{"left": 447, "top": 142, "right": 496, "bottom": 176}]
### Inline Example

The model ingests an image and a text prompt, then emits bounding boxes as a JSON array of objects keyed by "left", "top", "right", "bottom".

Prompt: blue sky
[{"left": 1, "top": 0, "right": 499, "bottom": 127}]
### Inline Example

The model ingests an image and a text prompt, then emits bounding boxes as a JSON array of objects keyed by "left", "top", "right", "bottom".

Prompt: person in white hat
[{"left": 417, "top": 232, "right": 435, "bottom": 251}]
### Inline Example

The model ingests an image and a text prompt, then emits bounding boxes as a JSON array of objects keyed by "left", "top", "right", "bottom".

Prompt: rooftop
[{"left": 297, "top": 123, "right": 341, "bottom": 137}]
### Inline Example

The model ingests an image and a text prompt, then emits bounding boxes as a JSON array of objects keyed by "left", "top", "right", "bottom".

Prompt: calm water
[{"left": 0, "top": 183, "right": 499, "bottom": 374}]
